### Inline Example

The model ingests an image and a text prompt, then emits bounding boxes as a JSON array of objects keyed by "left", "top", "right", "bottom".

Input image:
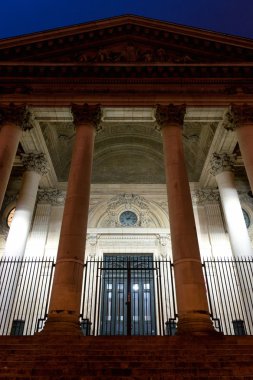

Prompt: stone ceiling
[{"left": 10, "top": 106, "right": 245, "bottom": 189}]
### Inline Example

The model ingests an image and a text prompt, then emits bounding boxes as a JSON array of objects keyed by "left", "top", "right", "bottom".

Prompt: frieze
[
  {"left": 37, "top": 189, "right": 65, "bottom": 205},
  {"left": 191, "top": 189, "right": 220, "bottom": 205},
  {"left": 77, "top": 43, "right": 194, "bottom": 64},
  {"left": 21, "top": 153, "right": 48, "bottom": 176}
]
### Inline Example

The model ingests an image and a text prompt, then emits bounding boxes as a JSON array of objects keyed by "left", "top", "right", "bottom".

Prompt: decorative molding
[
  {"left": 157, "top": 234, "right": 171, "bottom": 257},
  {"left": 21, "top": 153, "right": 49, "bottom": 176},
  {"left": 191, "top": 189, "right": 220, "bottom": 205},
  {"left": 37, "top": 189, "right": 65, "bottom": 205},
  {"left": 71, "top": 104, "right": 102, "bottom": 130},
  {"left": 86, "top": 234, "right": 100, "bottom": 257},
  {"left": 157, "top": 201, "right": 168, "bottom": 212},
  {"left": 102, "top": 193, "right": 153, "bottom": 228},
  {"left": 231, "top": 104, "right": 253, "bottom": 126},
  {"left": 0, "top": 104, "right": 33, "bottom": 131},
  {"left": 77, "top": 43, "right": 194, "bottom": 64},
  {"left": 210, "top": 153, "right": 236, "bottom": 176},
  {"left": 155, "top": 104, "right": 186, "bottom": 129}
]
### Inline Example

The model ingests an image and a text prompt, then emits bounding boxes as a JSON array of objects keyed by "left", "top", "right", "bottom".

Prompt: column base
[
  {"left": 39, "top": 310, "right": 82, "bottom": 336},
  {"left": 176, "top": 311, "right": 221, "bottom": 336}
]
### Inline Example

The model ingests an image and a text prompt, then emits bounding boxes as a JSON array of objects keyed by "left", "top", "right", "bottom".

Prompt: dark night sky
[{"left": 0, "top": 0, "right": 253, "bottom": 40}]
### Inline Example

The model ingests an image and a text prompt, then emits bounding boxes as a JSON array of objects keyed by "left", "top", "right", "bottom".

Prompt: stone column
[
  {"left": 43, "top": 104, "right": 101, "bottom": 335},
  {"left": 1, "top": 153, "right": 47, "bottom": 333},
  {"left": 4, "top": 153, "right": 48, "bottom": 258},
  {"left": 156, "top": 104, "right": 214, "bottom": 335},
  {"left": 0, "top": 104, "right": 32, "bottom": 211},
  {"left": 210, "top": 153, "right": 253, "bottom": 257},
  {"left": 228, "top": 105, "right": 253, "bottom": 193}
]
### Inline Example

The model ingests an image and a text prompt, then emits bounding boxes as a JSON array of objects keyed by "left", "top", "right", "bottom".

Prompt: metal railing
[
  {"left": 203, "top": 258, "right": 253, "bottom": 335},
  {"left": 0, "top": 258, "right": 54, "bottom": 335},
  {"left": 80, "top": 257, "right": 177, "bottom": 336},
  {"left": 0, "top": 256, "right": 253, "bottom": 336}
]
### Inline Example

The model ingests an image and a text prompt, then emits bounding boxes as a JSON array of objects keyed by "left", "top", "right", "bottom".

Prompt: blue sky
[{"left": 0, "top": 0, "right": 253, "bottom": 39}]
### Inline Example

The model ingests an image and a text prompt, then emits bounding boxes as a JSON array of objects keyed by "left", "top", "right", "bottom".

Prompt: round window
[
  {"left": 242, "top": 209, "right": 250, "bottom": 229},
  {"left": 6, "top": 208, "right": 15, "bottom": 228}
]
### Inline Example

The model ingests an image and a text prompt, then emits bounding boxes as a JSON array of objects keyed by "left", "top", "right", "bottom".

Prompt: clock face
[{"left": 119, "top": 211, "right": 138, "bottom": 226}]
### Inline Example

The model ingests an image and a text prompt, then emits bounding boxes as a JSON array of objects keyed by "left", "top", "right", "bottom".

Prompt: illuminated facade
[{"left": 0, "top": 15, "right": 253, "bottom": 337}]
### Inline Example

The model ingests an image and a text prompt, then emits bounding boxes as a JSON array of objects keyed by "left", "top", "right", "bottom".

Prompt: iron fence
[
  {"left": 0, "top": 256, "right": 253, "bottom": 336},
  {"left": 203, "top": 258, "right": 253, "bottom": 335},
  {"left": 80, "top": 256, "right": 177, "bottom": 336},
  {"left": 0, "top": 258, "right": 54, "bottom": 335}
]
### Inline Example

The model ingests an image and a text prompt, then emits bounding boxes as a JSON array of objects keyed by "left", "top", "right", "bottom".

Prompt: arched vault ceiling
[{"left": 19, "top": 106, "right": 233, "bottom": 186}]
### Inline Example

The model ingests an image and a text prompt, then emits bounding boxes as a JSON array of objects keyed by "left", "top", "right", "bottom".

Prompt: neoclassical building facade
[{"left": 0, "top": 15, "right": 253, "bottom": 337}]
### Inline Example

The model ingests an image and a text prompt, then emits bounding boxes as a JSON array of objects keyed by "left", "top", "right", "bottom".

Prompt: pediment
[{"left": 1, "top": 15, "right": 253, "bottom": 65}]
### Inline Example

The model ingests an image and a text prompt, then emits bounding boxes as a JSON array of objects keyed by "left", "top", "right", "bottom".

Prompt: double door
[{"left": 100, "top": 255, "right": 156, "bottom": 335}]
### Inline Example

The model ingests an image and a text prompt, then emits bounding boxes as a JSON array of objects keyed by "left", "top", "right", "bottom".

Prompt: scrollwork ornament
[
  {"left": 231, "top": 104, "right": 253, "bottom": 127},
  {"left": 21, "top": 153, "right": 48, "bottom": 176},
  {"left": 71, "top": 103, "right": 101, "bottom": 129},
  {"left": 210, "top": 153, "right": 236, "bottom": 176},
  {"left": 0, "top": 104, "right": 33, "bottom": 131},
  {"left": 155, "top": 104, "right": 186, "bottom": 129}
]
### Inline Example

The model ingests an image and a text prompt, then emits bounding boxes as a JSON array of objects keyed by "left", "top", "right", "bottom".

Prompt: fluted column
[
  {"left": 229, "top": 105, "right": 253, "bottom": 193},
  {"left": 43, "top": 104, "right": 101, "bottom": 335},
  {"left": 210, "top": 153, "right": 253, "bottom": 257},
  {"left": 0, "top": 104, "right": 32, "bottom": 211},
  {"left": 4, "top": 153, "right": 48, "bottom": 258},
  {"left": 156, "top": 104, "right": 214, "bottom": 335}
]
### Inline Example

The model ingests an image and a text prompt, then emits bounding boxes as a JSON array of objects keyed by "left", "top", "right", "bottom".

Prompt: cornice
[
  {"left": 1, "top": 15, "right": 253, "bottom": 51},
  {"left": 1, "top": 63, "right": 253, "bottom": 82}
]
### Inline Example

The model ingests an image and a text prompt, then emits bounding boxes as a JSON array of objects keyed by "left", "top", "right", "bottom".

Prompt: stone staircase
[{"left": 0, "top": 335, "right": 253, "bottom": 379}]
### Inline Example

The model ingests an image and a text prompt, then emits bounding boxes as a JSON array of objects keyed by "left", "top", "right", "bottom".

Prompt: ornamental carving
[
  {"left": 221, "top": 110, "right": 236, "bottom": 131},
  {"left": 77, "top": 43, "right": 194, "bottom": 64},
  {"left": 86, "top": 234, "right": 100, "bottom": 257},
  {"left": 102, "top": 193, "right": 153, "bottom": 228},
  {"left": 157, "top": 234, "right": 171, "bottom": 258},
  {"left": 210, "top": 153, "right": 236, "bottom": 176},
  {"left": 0, "top": 104, "right": 33, "bottom": 131},
  {"left": 71, "top": 104, "right": 101, "bottom": 129},
  {"left": 231, "top": 104, "right": 253, "bottom": 126},
  {"left": 191, "top": 189, "right": 220, "bottom": 205},
  {"left": 21, "top": 153, "right": 48, "bottom": 176},
  {"left": 37, "top": 189, "right": 65, "bottom": 205},
  {"left": 155, "top": 104, "right": 186, "bottom": 128}
]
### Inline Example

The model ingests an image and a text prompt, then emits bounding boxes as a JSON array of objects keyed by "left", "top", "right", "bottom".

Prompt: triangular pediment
[{"left": 1, "top": 15, "right": 253, "bottom": 65}]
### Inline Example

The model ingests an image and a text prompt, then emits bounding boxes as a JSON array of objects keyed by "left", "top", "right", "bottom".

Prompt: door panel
[{"left": 100, "top": 255, "right": 156, "bottom": 335}]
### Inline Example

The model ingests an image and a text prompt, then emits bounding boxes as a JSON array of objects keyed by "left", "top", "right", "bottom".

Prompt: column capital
[
  {"left": 231, "top": 104, "right": 253, "bottom": 127},
  {"left": 210, "top": 153, "right": 236, "bottom": 176},
  {"left": 221, "top": 110, "right": 236, "bottom": 131},
  {"left": 71, "top": 104, "right": 101, "bottom": 130},
  {"left": 155, "top": 104, "right": 186, "bottom": 129},
  {"left": 21, "top": 153, "right": 48, "bottom": 176},
  {"left": 0, "top": 104, "right": 33, "bottom": 131}
]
